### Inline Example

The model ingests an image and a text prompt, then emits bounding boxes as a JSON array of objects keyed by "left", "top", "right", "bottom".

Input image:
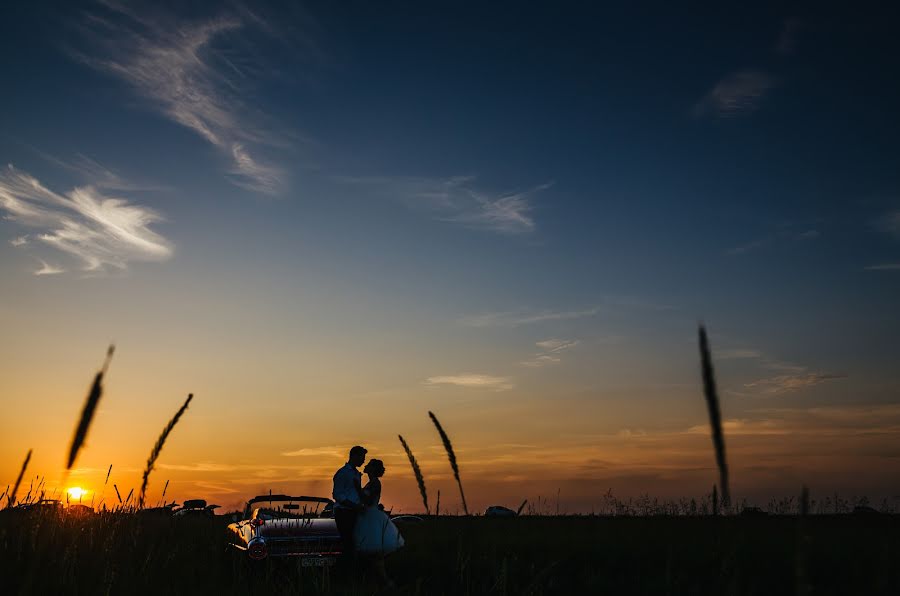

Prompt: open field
[{"left": 2, "top": 511, "right": 898, "bottom": 595}]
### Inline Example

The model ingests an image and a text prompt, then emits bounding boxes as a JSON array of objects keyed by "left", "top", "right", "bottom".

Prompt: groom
[{"left": 332, "top": 445, "right": 367, "bottom": 564}]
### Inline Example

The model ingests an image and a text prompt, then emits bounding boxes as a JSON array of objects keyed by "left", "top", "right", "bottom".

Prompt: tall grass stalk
[
  {"left": 517, "top": 499, "right": 528, "bottom": 515},
  {"left": 138, "top": 393, "right": 194, "bottom": 508},
  {"left": 699, "top": 325, "right": 730, "bottom": 508},
  {"left": 6, "top": 449, "right": 32, "bottom": 507},
  {"left": 67, "top": 345, "right": 115, "bottom": 469},
  {"left": 114, "top": 484, "right": 123, "bottom": 504},
  {"left": 398, "top": 434, "right": 429, "bottom": 514},
  {"left": 428, "top": 411, "right": 468, "bottom": 515}
]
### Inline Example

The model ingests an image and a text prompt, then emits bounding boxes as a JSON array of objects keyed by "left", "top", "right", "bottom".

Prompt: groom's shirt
[{"left": 332, "top": 462, "right": 362, "bottom": 509}]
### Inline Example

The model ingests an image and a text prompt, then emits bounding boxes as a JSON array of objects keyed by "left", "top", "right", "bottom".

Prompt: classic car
[{"left": 227, "top": 494, "right": 341, "bottom": 565}]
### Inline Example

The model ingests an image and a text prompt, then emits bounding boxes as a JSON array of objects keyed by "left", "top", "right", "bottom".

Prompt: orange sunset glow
[{"left": 3, "top": 329, "right": 899, "bottom": 514}]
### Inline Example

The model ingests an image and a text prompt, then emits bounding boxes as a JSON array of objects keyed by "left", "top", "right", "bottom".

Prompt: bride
[{"left": 354, "top": 459, "right": 405, "bottom": 554}]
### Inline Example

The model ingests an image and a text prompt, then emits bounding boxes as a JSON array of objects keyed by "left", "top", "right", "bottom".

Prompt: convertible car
[{"left": 227, "top": 494, "right": 341, "bottom": 565}]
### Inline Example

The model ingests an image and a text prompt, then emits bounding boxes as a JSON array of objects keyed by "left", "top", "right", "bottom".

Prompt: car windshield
[{"left": 251, "top": 502, "right": 324, "bottom": 520}]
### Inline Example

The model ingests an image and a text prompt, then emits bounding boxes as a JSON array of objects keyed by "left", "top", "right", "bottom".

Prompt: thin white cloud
[
  {"left": 34, "top": 259, "right": 64, "bottom": 276},
  {"left": 521, "top": 354, "right": 561, "bottom": 367},
  {"left": 685, "top": 418, "right": 788, "bottom": 436},
  {"left": 0, "top": 164, "right": 172, "bottom": 273},
  {"left": 460, "top": 307, "right": 601, "bottom": 328},
  {"left": 339, "top": 175, "right": 550, "bottom": 234},
  {"left": 726, "top": 238, "right": 770, "bottom": 255},
  {"left": 424, "top": 374, "right": 514, "bottom": 391},
  {"left": 717, "top": 348, "right": 762, "bottom": 360},
  {"left": 522, "top": 338, "right": 580, "bottom": 367},
  {"left": 10, "top": 235, "right": 28, "bottom": 247},
  {"left": 193, "top": 482, "right": 240, "bottom": 495},
  {"left": 727, "top": 222, "right": 821, "bottom": 256},
  {"left": 865, "top": 263, "right": 900, "bottom": 271},
  {"left": 694, "top": 70, "right": 775, "bottom": 118},
  {"left": 744, "top": 372, "right": 847, "bottom": 396},
  {"left": 36, "top": 152, "right": 168, "bottom": 193},
  {"left": 535, "top": 339, "right": 579, "bottom": 353},
  {"left": 158, "top": 462, "right": 237, "bottom": 472},
  {"left": 75, "top": 3, "right": 287, "bottom": 194},
  {"left": 281, "top": 446, "right": 346, "bottom": 457}
]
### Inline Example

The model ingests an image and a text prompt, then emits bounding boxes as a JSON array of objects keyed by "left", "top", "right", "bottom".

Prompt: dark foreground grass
[{"left": 1, "top": 511, "right": 898, "bottom": 595}]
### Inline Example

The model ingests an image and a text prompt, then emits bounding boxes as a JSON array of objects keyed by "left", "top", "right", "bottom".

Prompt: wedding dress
[{"left": 354, "top": 480, "right": 405, "bottom": 554}]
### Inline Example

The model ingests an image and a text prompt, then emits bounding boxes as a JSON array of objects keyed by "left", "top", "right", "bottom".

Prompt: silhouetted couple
[{"left": 332, "top": 446, "right": 404, "bottom": 581}]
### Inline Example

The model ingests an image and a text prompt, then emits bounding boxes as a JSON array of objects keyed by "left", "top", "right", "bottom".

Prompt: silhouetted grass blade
[
  {"left": 429, "top": 411, "right": 468, "bottom": 515},
  {"left": 6, "top": 449, "right": 32, "bottom": 507},
  {"left": 699, "top": 325, "right": 730, "bottom": 508},
  {"left": 399, "top": 434, "right": 429, "bottom": 514},
  {"left": 67, "top": 345, "right": 115, "bottom": 469},
  {"left": 138, "top": 393, "right": 193, "bottom": 508}
]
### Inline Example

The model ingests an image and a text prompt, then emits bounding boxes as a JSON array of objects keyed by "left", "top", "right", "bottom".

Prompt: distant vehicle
[
  {"left": 227, "top": 495, "right": 341, "bottom": 565},
  {"left": 12, "top": 499, "right": 62, "bottom": 513},
  {"left": 66, "top": 504, "right": 94, "bottom": 516},
  {"left": 173, "top": 499, "right": 220, "bottom": 518},
  {"left": 484, "top": 505, "right": 517, "bottom": 517}
]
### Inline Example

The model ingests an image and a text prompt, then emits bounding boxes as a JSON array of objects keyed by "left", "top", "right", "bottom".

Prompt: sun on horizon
[{"left": 66, "top": 487, "right": 88, "bottom": 502}]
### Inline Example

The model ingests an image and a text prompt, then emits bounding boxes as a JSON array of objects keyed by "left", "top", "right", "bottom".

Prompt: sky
[{"left": 1, "top": 1, "right": 899, "bottom": 513}]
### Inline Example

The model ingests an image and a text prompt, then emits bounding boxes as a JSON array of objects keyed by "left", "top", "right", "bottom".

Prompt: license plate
[{"left": 302, "top": 557, "right": 335, "bottom": 567}]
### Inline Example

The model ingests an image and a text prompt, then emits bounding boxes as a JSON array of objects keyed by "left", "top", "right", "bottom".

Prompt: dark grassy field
[{"left": 2, "top": 511, "right": 898, "bottom": 595}]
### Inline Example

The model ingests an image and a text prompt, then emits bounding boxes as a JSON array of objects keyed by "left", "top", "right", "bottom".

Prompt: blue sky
[{"left": 1, "top": 2, "right": 899, "bottom": 508}]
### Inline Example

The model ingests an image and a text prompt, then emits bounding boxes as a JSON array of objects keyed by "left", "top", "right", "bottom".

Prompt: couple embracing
[{"left": 332, "top": 445, "right": 404, "bottom": 565}]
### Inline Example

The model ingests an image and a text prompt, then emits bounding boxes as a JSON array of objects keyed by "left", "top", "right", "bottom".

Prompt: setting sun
[{"left": 67, "top": 487, "right": 87, "bottom": 501}]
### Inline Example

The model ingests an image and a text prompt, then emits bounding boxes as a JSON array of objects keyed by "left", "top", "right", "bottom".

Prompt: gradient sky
[{"left": 2, "top": 2, "right": 899, "bottom": 513}]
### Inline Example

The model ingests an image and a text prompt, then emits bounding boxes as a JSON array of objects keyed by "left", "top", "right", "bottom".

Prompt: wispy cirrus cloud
[
  {"left": 726, "top": 222, "right": 820, "bottom": 256},
  {"left": 34, "top": 259, "right": 64, "bottom": 276},
  {"left": 9, "top": 235, "right": 29, "bottom": 247},
  {"left": 460, "top": 306, "right": 601, "bottom": 328},
  {"left": 339, "top": 175, "right": 551, "bottom": 234},
  {"left": 726, "top": 237, "right": 771, "bottom": 255},
  {"left": 694, "top": 70, "right": 775, "bottom": 118},
  {"left": 521, "top": 339, "right": 580, "bottom": 367},
  {"left": 424, "top": 374, "right": 514, "bottom": 391},
  {"left": 710, "top": 340, "right": 846, "bottom": 397},
  {"left": 744, "top": 372, "right": 847, "bottom": 396},
  {"left": 685, "top": 418, "right": 789, "bottom": 436},
  {"left": 158, "top": 462, "right": 237, "bottom": 472},
  {"left": 865, "top": 263, "right": 900, "bottom": 271},
  {"left": 460, "top": 296, "right": 673, "bottom": 328},
  {"left": 74, "top": 3, "right": 288, "bottom": 194},
  {"left": 0, "top": 164, "right": 172, "bottom": 274},
  {"left": 281, "top": 446, "right": 346, "bottom": 457}
]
